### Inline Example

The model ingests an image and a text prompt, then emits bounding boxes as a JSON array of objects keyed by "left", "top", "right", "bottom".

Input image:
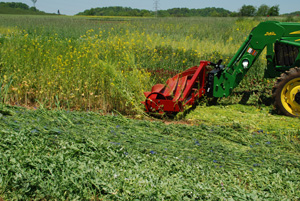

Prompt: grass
[
  {"left": 0, "top": 105, "right": 299, "bottom": 200},
  {"left": 185, "top": 104, "right": 299, "bottom": 134}
]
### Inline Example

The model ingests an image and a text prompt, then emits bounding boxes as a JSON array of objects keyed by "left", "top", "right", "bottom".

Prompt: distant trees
[
  {"left": 0, "top": 2, "right": 30, "bottom": 10},
  {"left": 77, "top": 5, "right": 281, "bottom": 17},
  {"left": 256, "top": 4, "right": 269, "bottom": 16},
  {"left": 239, "top": 4, "right": 280, "bottom": 16},
  {"left": 287, "top": 11, "right": 300, "bottom": 16},
  {"left": 0, "top": 2, "right": 46, "bottom": 14},
  {"left": 0, "top": 2, "right": 284, "bottom": 17},
  {"left": 267, "top": 5, "right": 280, "bottom": 16},
  {"left": 239, "top": 5, "right": 256, "bottom": 16},
  {"left": 76, "top": 4, "right": 283, "bottom": 17},
  {"left": 165, "top": 7, "right": 231, "bottom": 17},
  {"left": 77, "top": 6, "right": 231, "bottom": 17},
  {"left": 77, "top": 7, "right": 152, "bottom": 17}
]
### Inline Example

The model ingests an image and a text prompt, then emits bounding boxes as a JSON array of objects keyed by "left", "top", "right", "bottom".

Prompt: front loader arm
[
  {"left": 143, "top": 21, "right": 300, "bottom": 115},
  {"left": 207, "top": 21, "right": 286, "bottom": 97}
]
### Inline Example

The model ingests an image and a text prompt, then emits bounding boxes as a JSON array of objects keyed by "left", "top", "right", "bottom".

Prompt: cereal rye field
[{"left": 0, "top": 15, "right": 299, "bottom": 200}]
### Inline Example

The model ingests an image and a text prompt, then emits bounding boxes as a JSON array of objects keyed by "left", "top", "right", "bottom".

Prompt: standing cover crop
[{"left": 0, "top": 16, "right": 279, "bottom": 114}]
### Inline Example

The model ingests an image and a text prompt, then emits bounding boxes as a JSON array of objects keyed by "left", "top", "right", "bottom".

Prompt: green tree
[
  {"left": 157, "top": 10, "right": 170, "bottom": 17},
  {"left": 267, "top": 5, "right": 279, "bottom": 16},
  {"left": 210, "top": 10, "right": 220, "bottom": 17},
  {"left": 0, "top": 2, "right": 30, "bottom": 9},
  {"left": 230, "top": 12, "right": 239, "bottom": 17},
  {"left": 239, "top": 5, "right": 256, "bottom": 16},
  {"left": 140, "top": 9, "right": 151, "bottom": 17},
  {"left": 256, "top": 4, "right": 269, "bottom": 16}
]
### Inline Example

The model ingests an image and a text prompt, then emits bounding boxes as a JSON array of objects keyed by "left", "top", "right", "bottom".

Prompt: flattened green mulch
[{"left": 0, "top": 105, "right": 299, "bottom": 200}]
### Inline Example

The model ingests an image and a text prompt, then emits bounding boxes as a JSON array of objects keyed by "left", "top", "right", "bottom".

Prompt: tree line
[
  {"left": 77, "top": 7, "right": 152, "bottom": 17},
  {"left": 237, "top": 4, "right": 280, "bottom": 17},
  {"left": 0, "top": 2, "right": 285, "bottom": 17},
  {"left": 77, "top": 5, "right": 282, "bottom": 17},
  {"left": 158, "top": 7, "right": 231, "bottom": 17},
  {"left": 0, "top": 2, "right": 41, "bottom": 12},
  {"left": 77, "top": 6, "right": 231, "bottom": 17}
]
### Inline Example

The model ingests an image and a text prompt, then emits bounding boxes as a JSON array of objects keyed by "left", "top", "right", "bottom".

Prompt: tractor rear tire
[{"left": 272, "top": 67, "right": 300, "bottom": 117}]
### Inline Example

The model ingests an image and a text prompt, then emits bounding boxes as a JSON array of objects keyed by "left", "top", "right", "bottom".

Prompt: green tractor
[{"left": 142, "top": 21, "right": 300, "bottom": 117}]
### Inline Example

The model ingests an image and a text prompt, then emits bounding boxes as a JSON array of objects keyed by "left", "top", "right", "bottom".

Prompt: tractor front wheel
[{"left": 272, "top": 67, "right": 300, "bottom": 117}]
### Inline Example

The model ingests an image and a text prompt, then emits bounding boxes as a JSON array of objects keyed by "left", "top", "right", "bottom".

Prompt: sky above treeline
[{"left": 2, "top": 0, "right": 299, "bottom": 15}]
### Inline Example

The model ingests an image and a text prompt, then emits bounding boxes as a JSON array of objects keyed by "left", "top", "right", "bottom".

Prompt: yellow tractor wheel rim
[{"left": 281, "top": 77, "right": 300, "bottom": 116}]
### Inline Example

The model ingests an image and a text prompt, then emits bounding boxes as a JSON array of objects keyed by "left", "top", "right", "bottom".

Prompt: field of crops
[
  {"left": 0, "top": 15, "right": 300, "bottom": 200},
  {"left": 2, "top": 15, "right": 298, "bottom": 114}
]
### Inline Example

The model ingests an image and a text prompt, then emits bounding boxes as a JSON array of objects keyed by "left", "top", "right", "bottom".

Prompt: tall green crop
[{"left": 0, "top": 15, "right": 292, "bottom": 113}]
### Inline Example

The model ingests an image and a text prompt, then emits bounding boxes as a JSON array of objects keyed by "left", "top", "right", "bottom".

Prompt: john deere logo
[{"left": 265, "top": 32, "right": 276, "bottom": 36}]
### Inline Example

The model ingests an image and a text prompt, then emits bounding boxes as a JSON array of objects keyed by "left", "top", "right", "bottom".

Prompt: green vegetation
[
  {"left": 77, "top": 6, "right": 153, "bottom": 17},
  {"left": 239, "top": 4, "right": 279, "bottom": 17},
  {"left": 0, "top": 14, "right": 299, "bottom": 200},
  {"left": 186, "top": 104, "right": 299, "bottom": 133},
  {"left": 159, "top": 7, "right": 231, "bottom": 17},
  {"left": 0, "top": 2, "right": 298, "bottom": 17},
  {"left": 285, "top": 11, "right": 300, "bottom": 16},
  {"left": 0, "top": 105, "right": 299, "bottom": 200},
  {"left": 1, "top": 15, "right": 287, "bottom": 114},
  {"left": 77, "top": 4, "right": 286, "bottom": 17},
  {"left": 77, "top": 6, "right": 231, "bottom": 17},
  {"left": 0, "top": 2, "right": 48, "bottom": 15},
  {"left": 0, "top": 2, "right": 31, "bottom": 10}
]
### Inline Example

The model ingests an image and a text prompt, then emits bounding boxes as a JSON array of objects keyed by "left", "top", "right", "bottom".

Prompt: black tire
[{"left": 272, "top": 67, "right": 300, "bottom": 117}]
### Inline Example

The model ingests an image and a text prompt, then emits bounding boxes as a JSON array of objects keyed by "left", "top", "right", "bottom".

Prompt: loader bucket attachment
[{"left": 142, "top": 61, "right": 210, "bottom": 113}]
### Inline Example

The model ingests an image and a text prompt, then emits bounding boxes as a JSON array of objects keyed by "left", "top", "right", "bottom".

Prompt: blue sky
[{"left": 2, "top": 0, "right": 299, "bottom": 15}]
